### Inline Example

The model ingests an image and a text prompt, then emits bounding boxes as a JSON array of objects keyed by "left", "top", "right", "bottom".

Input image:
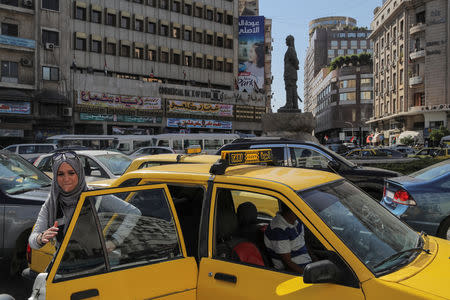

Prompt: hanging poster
[{"left": 78, "top": 91, "right": 161, "bottom": 110}]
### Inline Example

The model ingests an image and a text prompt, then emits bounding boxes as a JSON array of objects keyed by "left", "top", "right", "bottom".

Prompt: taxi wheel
[{"left": 437, "top": 217, "right": 450, "bottom": 240}]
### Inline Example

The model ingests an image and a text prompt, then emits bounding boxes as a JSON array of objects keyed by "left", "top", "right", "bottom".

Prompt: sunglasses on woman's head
[{"left": 52, "top": 151, "right": 79, "bottom": 164}]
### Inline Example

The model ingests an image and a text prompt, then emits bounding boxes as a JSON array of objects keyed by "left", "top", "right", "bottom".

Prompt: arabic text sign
[
  {"left": 167, "top": 118, "right": 232, "bottom": 130},
  {"left": 0, "top": 102, "right": 31, "bottom": 114},
  {"left": 0, "top": 34, "right": 35, "bottom": 49},
  {"left": 80, "top": 113, "right": 162, "bottom": 124},
  {"left": 168, "top": 100, "right": 233, "bottom": 117},
  {"left": 238, "top": 16, "right": 265, "bottom": 92},
  {"left": 78, "top": 91, "right": 161, "bottom": 110}
]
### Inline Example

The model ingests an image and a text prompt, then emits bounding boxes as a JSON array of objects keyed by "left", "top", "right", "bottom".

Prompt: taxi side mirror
[{"left": 303, "top": 260, "right": 339, "bottom": 284}]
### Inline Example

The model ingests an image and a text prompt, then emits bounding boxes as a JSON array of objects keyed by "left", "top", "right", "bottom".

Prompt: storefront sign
[
  {"left": 80, "top": 113, "right": 161, "bottom": 124},
  {"left": 168, "top": 100, "right": 233, "bottom": 117},
  {"left": 238, "top": 16, "right": 265, "bottom": 93},
  {"left": 167, "top": 118, "right": 232, "bottom": 129},
  {"left": 78, "top": 91, "right": 161, "bottom": 110},
  {"left": 0, "top": 35, "right": 35, "bottom": 49},
  {"left": 0, "top": 129, "right": 24, "bottom": 137},
  {"left": 159, "top": 87, "right": 212, "bottom": 99},
  {"left": 0, "top": 102, "right": 31, "bottom": 114}
]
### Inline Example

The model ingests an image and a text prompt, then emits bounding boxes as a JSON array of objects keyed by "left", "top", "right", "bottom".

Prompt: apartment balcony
[
  {"left": 409, "top": 49, "right": 426, "bottom": 60},
  {"left": 410, "top": 23, "right": 426, "bottom": 35},
  {"left": 409, "top": 75, "right": 423, "bottom": 87}
]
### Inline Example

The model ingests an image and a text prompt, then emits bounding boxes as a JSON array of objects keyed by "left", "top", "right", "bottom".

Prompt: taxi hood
[{"left": 395, "top": 237, "right": 450, "bottom": 299}]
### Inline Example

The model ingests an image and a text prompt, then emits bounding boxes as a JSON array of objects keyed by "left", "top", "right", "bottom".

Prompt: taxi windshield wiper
[{"left": 373, "top": 245, "right": 430, "bottom": 270}]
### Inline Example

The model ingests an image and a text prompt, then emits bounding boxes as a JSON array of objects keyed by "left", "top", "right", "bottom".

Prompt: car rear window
[{"left": 409, "top": 160, "right": 450, "bottom": 180}]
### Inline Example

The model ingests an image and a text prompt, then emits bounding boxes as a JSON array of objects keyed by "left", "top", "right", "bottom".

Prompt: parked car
[
  {"left": 390, "top": 146, "right": 416, "bottom": 156},
  {"left": 218, "top": 138, "right": 400, "bottom": 199},
  {"left": 433, "top": 148, "right": 450, "bottom": 159},
  {"left": 33, "top": 150, "right": 132, "bottom": 182},
  {"left": 0, "top": 150, "right": 51, "bottom": 275},
  {"left": 4, "top": 144, "right": 57, "bottom": 163},
  {"left": 20, "top": 149, "right": 450, "bottom": 300},
  {"left": 377, "top": 148, "right": 407, "bottom": 158},
  {"left": 344, "top": 148, "right": 388, "bottom": 158},
  {"left": 381, "top": 159, "right": 450, "bottom": 240},
  {"left": 128, "top": 146, "right": 175, "bottom": 158},
  {"left": 410, "top": 147, "right": 441, "bottom": 158}
]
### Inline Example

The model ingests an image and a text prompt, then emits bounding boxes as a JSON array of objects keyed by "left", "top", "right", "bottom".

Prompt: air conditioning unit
[
  {"left": 22, "top": 0, "right": 33, "bottom": 8},
  {"left": 45, "top": 42, "right": 55, "bottom": 50},
  {"left": 20, "top": 57, "right": 33, "bottom": 67},
  {"left": 62, "top": 107, "right": 73, "bottom": 117}
]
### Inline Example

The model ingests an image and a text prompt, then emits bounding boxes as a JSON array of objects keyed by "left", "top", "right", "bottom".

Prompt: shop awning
[
  {"left": 0, "top": 88, "right": 32, "bottom": 101},
  {"left": 35, "top": 90, "right": 68, "bottom": 104}
]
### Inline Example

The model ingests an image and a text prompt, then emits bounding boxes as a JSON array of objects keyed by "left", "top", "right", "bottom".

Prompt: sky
[{"left": 259, "top": 0, "right": 380, "bottom": 111}]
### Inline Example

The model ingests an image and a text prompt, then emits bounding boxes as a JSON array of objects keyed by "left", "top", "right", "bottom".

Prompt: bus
[
  {"left": 46, "top": 135, "right": 155, "bottom": 154},
  {"left": 153, "top": 133, "right": 239, "bottom": 154}
]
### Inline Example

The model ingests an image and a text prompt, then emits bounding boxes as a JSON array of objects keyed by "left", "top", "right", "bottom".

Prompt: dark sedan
[{"left": 381, "top": 159, "right": 450, "bottom": 240}]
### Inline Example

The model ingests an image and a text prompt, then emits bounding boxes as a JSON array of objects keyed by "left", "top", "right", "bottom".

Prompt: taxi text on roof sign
[{"left": 221, "top": 149, "right": 272, "bottom": 166}]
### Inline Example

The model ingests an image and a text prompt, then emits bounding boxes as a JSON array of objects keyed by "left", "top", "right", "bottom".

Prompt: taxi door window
[
  {"left": 94, "top": 188, "right": 182, "bottom": 270},
  {"left": 290, "top": 148, "right": 330, "bottom": 169},
  {"left": 55, "top": 198, "right": 106, "bottom": 280}
]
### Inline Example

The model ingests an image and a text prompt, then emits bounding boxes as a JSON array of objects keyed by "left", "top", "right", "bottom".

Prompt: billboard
[
  {"left": 238, "top": 16, "right": 265, "bottom": 93},
  {"left": 167, "top": 118, "right": 232, "bottom": 130},
  {"left": 78, "top": 91, "right": 161, "bottom": 110},
  {"left": 168, "top": 100, "right": 233, "bottom": 117},
  {"left": 239, "top": 0, "right": 259, "bottom": 16}
]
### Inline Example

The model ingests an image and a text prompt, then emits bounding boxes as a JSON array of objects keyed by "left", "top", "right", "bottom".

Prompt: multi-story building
[
  {"left": 0, "top": 0, "right": 271, "bottom": 145},
  {"left": 369, "top": 0, "right": 450, "bottom": 145},
  {"left": 313, "top": 65, "right": 373, "bottom": 144},
  {"left": 304, "top": 17, "right": 372, "bottom": 113},
  {"left": 303, "top": 16, "right": 373, "bottom": 143}
]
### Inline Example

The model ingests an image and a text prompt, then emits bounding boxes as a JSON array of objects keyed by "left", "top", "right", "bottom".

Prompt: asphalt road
[{"left": 0, "top": 272, "right": 33, "bottom": 300}]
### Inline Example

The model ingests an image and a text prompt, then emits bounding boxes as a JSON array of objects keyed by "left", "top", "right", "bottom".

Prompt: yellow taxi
[
  {"left": 345, "top": 148, "right": 388, "bottom": 158},
  {"left": 26, "top": 150, "right": 450, "bottom": 300}
]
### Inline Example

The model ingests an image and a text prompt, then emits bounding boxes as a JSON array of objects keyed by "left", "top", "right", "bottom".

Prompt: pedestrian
[{"left": 28, "top": 151, "right": 140, "bottom": 252}]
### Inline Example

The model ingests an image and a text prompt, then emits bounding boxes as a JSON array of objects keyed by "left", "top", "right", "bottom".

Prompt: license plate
[{"left": 386, "top": 190, "right": 394, "bottom": 199}]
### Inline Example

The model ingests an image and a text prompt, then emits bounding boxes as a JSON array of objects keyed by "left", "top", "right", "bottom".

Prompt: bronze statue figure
[{"left": 280, "top": 35, "right": 302, "bottom": 111}]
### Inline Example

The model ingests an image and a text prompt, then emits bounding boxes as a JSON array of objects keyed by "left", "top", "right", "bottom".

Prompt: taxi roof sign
[
  {"left": 211, "top": 149, "right": 273, "bottom": 175},
  {"left": 221, "top": 149, "right": 273, "bottom": 165}
]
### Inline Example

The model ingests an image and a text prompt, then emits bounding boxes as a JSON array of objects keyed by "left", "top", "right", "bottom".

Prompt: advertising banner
[
  {"left": 167, "top": 118, "right": 232, "bottom": 130},
  {"left": 238, "top": 16, "right": 265, "bottom": 93},
  {"left": 0, "top": 35, "right": 35, "bottom": 49},
  {"left": 0, "top": 102, "right": 31, "bottom": 114},
  {"left": 78, "top": 91, "right": 161, "bottom": 110},
  {"left": 80, "top": 113, "right": 162, "bottom": 124},
  {"left": 168, "top": 100, "right": 233, "bottom": 117}
]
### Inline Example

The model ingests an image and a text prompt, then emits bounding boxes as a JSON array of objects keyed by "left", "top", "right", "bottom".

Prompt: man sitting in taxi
[{"left": 264, "top": 202, "right": 311, "bottom": 274}]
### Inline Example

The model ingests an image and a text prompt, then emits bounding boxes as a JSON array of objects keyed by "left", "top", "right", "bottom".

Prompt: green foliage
[
  {"left": 429, "top": 126, "right": 450, "bottom": 145},
  {"left": 400, "top": 136, "right": 414, "bottom": 146},
  {"left": 371, "top": 158, "right": 445, "bottom": 175},
  {"left": 329, "top": 53, "right": 373, "bottom": 70}
]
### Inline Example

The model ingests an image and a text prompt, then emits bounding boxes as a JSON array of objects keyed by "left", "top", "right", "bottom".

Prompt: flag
[
  {"left": 324, "top": 135, "right": 329, "bottom": 141},
  {"left": 104, "top": 57, "right": 108, "bottom": 75},
  {"left": 350, "top": 136, "right": 355, "bottom": 142}
]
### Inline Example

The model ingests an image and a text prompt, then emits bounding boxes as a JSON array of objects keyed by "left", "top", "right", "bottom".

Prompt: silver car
[
  {"left": 34, "top": 150, "right": 132, "bottom": 182},
  {"left": 0, "top": 150, "right": 51, "bottom": 275}
]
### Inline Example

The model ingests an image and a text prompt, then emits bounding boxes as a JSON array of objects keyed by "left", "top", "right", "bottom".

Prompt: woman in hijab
[{"left": 29, "top": 151, "right": 140, "bottom": 251}]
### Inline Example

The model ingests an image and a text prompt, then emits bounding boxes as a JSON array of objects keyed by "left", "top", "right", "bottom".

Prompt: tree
[
  {"left": 343, "top": 55, "right": 351, "bottom": 66},
  {"left": 350, "top": 54, "right": 359, "bottom": 66},
  {"left": 400, "top": 136, "right": 414, "bottom": 146},
  {"left": 429, "top": 126, "right": 450, "bottom": 146}
]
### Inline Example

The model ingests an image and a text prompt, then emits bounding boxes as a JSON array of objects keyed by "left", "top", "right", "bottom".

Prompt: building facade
[
  {"left": 369, "top": 0, "right": 450, "bottom": 145},
  {"left": 303, "top": 16, "right": 373, "bottom": 144},
  {"left": 0, "top": 0, "right": 271, "bottom": 146}
]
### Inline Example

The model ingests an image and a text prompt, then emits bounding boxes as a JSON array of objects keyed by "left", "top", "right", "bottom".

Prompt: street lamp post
[{"left": 344, "top": 121, "right": 354, "bottom": 143}]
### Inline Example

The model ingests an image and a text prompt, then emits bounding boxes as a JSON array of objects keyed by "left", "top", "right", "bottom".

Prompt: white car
[
  {"left": 128, "top": 146, "right": 175, "bottom": 158},
  {"left": 33, "top": 150, "right": 132, "bottom": 182},
  {"left": 4, "top": 143, "right": 57, "bottom": 162}
]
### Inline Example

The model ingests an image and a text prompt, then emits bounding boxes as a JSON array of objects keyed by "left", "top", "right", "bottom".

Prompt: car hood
[
  {"left": 8, "top": 185, "right": 50, "bottom": 202},
  {"left": 396, "top": 237, "right": 450, "bottom": 299},
  {"left": 356, "top": 166, "right": 401, "bottom": 177}
]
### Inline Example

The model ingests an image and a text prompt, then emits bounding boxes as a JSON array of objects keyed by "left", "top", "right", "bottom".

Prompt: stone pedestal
[{"left": 261, "top": 111, "right": 318, "bottom": 143}]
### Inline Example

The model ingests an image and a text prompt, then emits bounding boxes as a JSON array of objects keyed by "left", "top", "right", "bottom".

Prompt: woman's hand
[
  {"left": 40, "top": 221, "right": 59, "bottom": 244},
  {"left": 105, "top": 240, "right": 116, "bottom": 252}
]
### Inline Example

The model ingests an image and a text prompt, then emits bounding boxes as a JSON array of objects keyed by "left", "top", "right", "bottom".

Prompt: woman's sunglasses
[{"left": 52, "top": 151, "right": 79, "bottom": 165}]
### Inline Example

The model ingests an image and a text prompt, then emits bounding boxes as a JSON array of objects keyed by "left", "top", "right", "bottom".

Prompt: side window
[
  {"left": 138, "top": 162, "right": 166, "bottom": 169},
  {"left": 204, "top": 139, "right": 221, "bottom": 151},
  {"left": 213, "top": 188, "right": 279, "bottom": 267},
  {"left": 172, "top": 140, "right": 182, "bottom": 151},
  {"left": 290, "top": 147, "right": 330, "bottom": 169},
  {"left": 55, "top": 198, "right": 107, "bottom": 280},
  {"left": 38, "top": 156, "right": 53, "bottom": 173},
  {"left": 18, "top": 145, "right": 35, "bottom": 154},
  {"left": 37, "top": 145, "right": 54, "bottom": 153},
  {"left": 118, "top": 143, "right": 130, "bottom": 152},
  {"left": 5, "top": 146, "right": 17, "bottom": 153},
  {"left": 158, "top": 139, "right": 170, "bottom": 147},
  {"left": 81, "top": 157, "right": 107, "bottom": 178},
  {"left": 92, "top": 188, "right": 182, "bottom": 269},
  {"left": 362, "top": 151, "right": 371, "bottom": 157}
]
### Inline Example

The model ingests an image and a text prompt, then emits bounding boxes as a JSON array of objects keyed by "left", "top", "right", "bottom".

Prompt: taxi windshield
[
  {"left": 298, "top": 180, "right": 419, "bottom": 275},
  {"left": 0, "top": 152, "right": 51, "bottom": 194},
  {"left": 94, "top": 154, "right": 132, "bottom": 175}
]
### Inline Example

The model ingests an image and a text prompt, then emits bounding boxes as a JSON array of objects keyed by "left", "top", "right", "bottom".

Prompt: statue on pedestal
[{"left": 279, "top": 35, "right": 302, "bottom": 112}]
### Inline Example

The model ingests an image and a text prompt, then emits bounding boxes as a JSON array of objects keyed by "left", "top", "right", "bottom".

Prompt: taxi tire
[{"left": 437, "top": 217, "right": 450, "bottom": 240}]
